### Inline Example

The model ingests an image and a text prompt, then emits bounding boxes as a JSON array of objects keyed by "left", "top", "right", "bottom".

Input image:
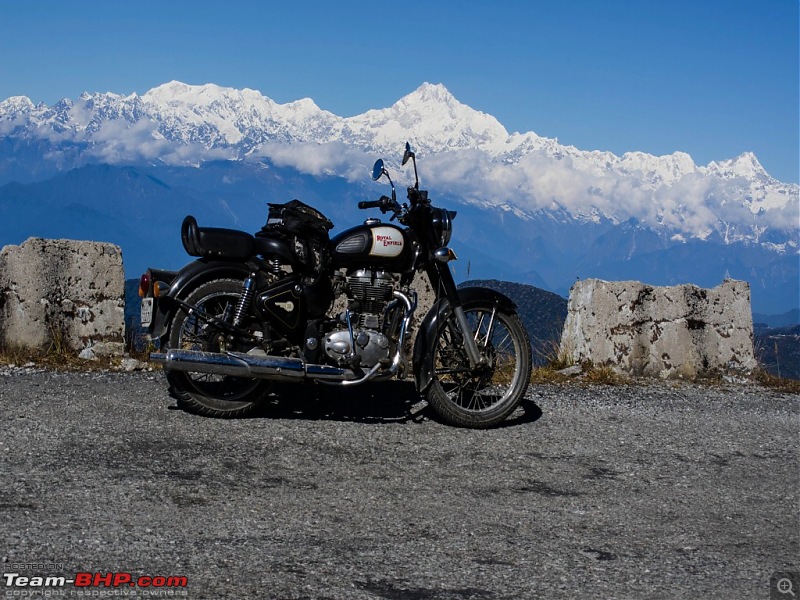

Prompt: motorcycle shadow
[{"left": 244, "top": 381, "right": 542, "bottom": 427}]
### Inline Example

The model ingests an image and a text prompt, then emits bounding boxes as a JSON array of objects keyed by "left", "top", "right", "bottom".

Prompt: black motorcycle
[{"left": 139, "top": 143, "right": 531, "bottom": 428}]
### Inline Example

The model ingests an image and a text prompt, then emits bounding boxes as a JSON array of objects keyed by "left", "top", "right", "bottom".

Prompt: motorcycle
[{"left": 139, "top": 143, "right": 531, "bottom": 428}]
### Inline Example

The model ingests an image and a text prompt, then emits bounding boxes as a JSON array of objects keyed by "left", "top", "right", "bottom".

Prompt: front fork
[{"left": 428, "top": 263, "right": 488, "bottom": 369}]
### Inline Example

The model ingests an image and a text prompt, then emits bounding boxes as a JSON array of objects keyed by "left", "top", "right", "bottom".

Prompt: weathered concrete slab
[
  {"left": 560, "top": 278, "right": 756, "bottom": 378},
  {"left": 0, "top": 237, "right": 125, "bottom": 353}
]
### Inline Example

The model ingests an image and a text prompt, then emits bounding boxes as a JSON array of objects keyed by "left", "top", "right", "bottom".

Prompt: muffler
[{"left": 150, "top": 349, "right": 359, "bottom": 382}]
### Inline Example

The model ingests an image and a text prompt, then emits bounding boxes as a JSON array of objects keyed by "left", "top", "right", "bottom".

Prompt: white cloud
[
  {"left": 412, "top": 148, "right": 799, "bottom": 240},
  {"left": 254, "top": 141, "right": 373, "bottom": 181},
  {"left": 85, "top": 119, "right": 232, "bottom": 165}
]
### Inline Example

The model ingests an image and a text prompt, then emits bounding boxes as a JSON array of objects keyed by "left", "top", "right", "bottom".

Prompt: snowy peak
[
  {"left": 615, "top": 150, "right": 697, "bottom": 186},
  {"left": 347, "top": 82, "right": 509, "bottom": 154},
  {"left": 706, "top": 152, "right": 772, "bottom": 181},
  {"left": 401, "top": 82, "right": 460, "bottom": 107},
  {"left": 141, "top": 81, "right": 271, "bottom": 111},
  {"left": 0, "top": 95, "right": 35, "bottom": 112},
  {"left": 140, "top": 81, "right": 330, "bottom": 119},
  {"left": 0, "top": 79, "right": 783, "bottom": 186},
  {"left": 142, "top": 80, "right": 198, "bottom": 102},
  {"left": 135, "top": 81, "right": 343, "bottom": 148}
]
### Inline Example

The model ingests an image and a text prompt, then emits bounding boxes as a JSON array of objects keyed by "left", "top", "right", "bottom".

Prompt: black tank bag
[{"left": 259, "top": 199, "right": 333, "bottom": 274}]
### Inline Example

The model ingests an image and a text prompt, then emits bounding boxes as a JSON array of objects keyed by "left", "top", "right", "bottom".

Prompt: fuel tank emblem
[{"left": 369, "top": 226, "right": 404, "bottom": 257}]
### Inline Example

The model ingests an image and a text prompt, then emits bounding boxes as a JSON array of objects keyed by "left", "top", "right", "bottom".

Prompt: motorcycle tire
[
  {"left": 165, "top": 278, "right": 269, "bottom": 418},
  {"left": 425, "top": 301, "right": 532, "bottom": 428}
]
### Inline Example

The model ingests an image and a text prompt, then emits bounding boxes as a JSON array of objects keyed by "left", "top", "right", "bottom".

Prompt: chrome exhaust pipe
[
  {"left": 150, "top": 349, "right": 358, "bottom": 382},
  {"left": 150, "top": 349, "right": 254, "bottom": 377}
]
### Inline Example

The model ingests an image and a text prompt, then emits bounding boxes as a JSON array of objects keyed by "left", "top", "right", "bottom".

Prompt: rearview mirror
[
  {"left": 372, "top": 159, "right": 385, "bottom": 181},
  {"left": 402, "top": 142, "right": 415, "bottom": 166}
]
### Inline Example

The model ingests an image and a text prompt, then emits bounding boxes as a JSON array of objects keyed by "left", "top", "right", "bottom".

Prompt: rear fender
[
  {"left": 412, "top": 286, "right": 517, "bottom": 393},
  {"left": 147, "top": 259, "right": 251, "bottom": 341}
]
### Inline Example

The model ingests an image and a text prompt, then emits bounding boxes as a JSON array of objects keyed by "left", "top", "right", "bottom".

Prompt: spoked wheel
[
  {"left": 425, "top": 301, "right": 532, "bottom": 428},
  {"left": 165, "top": 278, "right": 269, "bottom": 418}
]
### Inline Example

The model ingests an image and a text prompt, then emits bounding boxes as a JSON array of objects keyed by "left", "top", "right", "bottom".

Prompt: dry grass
[
  {"left": 581, "top": 365, "right": 628, "bottom": 385},
  {"left": 0, "top": 343, "right": 125, "bottom": 371},
  {"left": 530, "top": 366, "right": 572, "bottom": 384},
  {"left": 530, "top": 335, "right": 798, "bottom": 390},
  {"left": 750, "top": 369, "right": 800, "bottom": 394},
  {"left": 2, "top": 329, "right": 797, "bottom": 393},
  {"left": 0, "top": 322, "right": 154, "bottom": 372},
  {"left": 530, "top": 359, "right": 629, "bottom": 386},
  {"left": 534, "top": 338, "right": 575, "bottom": 371},
  {"left": 531, "top": 336, "right": 630, "bottom": 386},
  {"left": 0, "top": 343, "right": 81, "bottom": 370},
  {"left": 0, "top": 322, "right": 83, "bottom": 370},
  {"left": 529, "top": 361, "right": 800, "bottom": 391}
]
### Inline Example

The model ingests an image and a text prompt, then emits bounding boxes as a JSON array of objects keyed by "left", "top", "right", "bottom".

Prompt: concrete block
[
  {"left": 560, "top": 278, "right": 756, "bottom": 378},
  {"left": 0, "top": 238, "right": 125, "bottom": 353}
]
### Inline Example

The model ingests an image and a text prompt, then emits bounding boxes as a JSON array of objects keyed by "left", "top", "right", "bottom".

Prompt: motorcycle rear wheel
[
  {"left": 425, "top": 302, "right": 532, "bottom": 428},
  {"left": 165, "top": 278, "right": 269, "bottom": 418}
]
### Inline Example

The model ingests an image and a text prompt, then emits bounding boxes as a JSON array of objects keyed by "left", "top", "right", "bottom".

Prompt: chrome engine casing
[{"left": 324, "top": 329, "right": 391, "bottom": 367}]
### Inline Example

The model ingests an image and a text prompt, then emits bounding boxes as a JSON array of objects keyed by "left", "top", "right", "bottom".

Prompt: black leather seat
[{"left": 181, "top": 215, "right": 255, "bottom": 259}]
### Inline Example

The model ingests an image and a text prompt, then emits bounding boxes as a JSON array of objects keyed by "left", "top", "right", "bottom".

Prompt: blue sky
[{"left": 1, "top": 0, "right": 797, "bottom": 183}]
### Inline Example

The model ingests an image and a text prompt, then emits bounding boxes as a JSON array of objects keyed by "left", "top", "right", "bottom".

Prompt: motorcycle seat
[
  {"left": 253, "top": 232, "right": 298, "bottom": 266},
  {"left": 181, "top": 215, "right": 255, "bottom": 259}
]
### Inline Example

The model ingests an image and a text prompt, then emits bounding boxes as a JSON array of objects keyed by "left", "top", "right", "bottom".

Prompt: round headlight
[{"left": 432, "top": 207, "right": 454, "bottom": 247}]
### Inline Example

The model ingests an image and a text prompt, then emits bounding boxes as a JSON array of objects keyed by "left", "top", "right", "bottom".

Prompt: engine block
[{"left": 346, "top": 269, "right": 394, "bottom": 328}]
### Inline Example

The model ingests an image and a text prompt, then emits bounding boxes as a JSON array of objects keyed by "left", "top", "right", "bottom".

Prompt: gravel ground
[{"left": 1, "top": 367, "right": 798, "bottom": 599}]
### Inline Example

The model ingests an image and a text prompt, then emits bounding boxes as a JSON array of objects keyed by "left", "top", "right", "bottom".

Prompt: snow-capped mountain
[
  {"left": 0, "top": 81, "right": 797, "bottom": 313},
  {"left": 1, "top": 81, "right": 796, "bottom": 240}
]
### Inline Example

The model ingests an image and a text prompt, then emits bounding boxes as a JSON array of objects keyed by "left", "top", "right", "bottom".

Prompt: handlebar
[
  {"left": 358, "top": 198, "right": 384, "bottom": 210},
  {"left": 358, "top": 195, "right": 394, "bottom": 211}
]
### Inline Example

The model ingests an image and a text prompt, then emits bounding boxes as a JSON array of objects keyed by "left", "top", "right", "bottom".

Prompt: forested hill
[{"left": 460, "top": 279, "right": 568, "bottom": 365}]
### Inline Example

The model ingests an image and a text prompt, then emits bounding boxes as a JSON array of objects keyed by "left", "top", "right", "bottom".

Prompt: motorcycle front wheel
[
  {"left": 425, "top": 301, "right": 532, "bottom": 428},
  {"left": 165, "top": 278, "right": 269, "bottom": 418}
]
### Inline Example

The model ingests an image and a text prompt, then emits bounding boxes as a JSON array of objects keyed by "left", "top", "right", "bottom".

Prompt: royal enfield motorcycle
[{"left": 140, "top": 143, "right": 531, "bottom": 428}]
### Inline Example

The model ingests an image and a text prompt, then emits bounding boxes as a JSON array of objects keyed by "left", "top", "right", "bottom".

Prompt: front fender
[
  {"left": 412, "top": 286, "right": 517, "bottom": 393},
  {"left": 148, "top": 259, "right": 251, "bottom": 341}
]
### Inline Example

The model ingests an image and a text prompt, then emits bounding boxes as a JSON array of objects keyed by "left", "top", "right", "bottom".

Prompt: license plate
[{"left": 140, "top": 298, "right": 154, "bottom": 328}]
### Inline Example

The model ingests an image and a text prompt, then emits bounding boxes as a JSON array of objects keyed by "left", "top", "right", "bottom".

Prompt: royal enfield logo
[
  {"left": 370, "top": 227, "right": 404, "bottom": 257},
  {"left": 375, "top": 234, "right": 402, "bottom": 248}
]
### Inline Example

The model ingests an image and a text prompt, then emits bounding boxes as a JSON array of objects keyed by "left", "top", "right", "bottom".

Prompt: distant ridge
[{"left": 753, "top": 309, "right": 800, "bottom": 329}]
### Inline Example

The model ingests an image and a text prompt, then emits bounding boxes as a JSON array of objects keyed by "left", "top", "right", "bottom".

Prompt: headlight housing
[{"left": 431, "top": 208, "right": 456, "bottom": 247}]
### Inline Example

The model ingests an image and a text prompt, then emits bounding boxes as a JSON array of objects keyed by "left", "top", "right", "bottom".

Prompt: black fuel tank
[{"left": 330, "top": 220, "right": 415, "bottom": 271}]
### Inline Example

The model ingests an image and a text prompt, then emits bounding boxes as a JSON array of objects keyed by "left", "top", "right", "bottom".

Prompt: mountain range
[{"left": 0, "top": 81, "right": 797, "bottom": 314}]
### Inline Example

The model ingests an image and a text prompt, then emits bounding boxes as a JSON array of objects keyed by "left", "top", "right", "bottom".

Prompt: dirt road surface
[{"left": 1, "top": 368, "right": 797, "bottom": 599}]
